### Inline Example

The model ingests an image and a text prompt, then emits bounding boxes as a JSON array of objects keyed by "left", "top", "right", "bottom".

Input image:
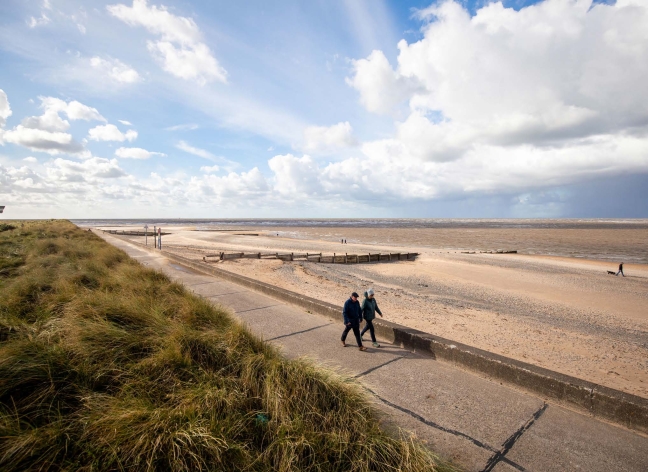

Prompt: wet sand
[{"left": 102, "top": 225, "right": 648, "bottom": 398}]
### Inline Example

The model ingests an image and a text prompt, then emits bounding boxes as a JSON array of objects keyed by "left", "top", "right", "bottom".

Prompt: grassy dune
[{"left": 0, "top": 221, "right": 456, "bottom": 472}]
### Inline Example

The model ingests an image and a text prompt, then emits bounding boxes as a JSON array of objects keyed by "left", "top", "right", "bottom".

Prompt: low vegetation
[{"left": 0, "top": 221, "right": 456, "bottom": 471}]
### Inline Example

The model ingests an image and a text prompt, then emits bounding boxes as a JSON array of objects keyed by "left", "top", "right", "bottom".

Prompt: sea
[{"left": 72, "top": 218, "right": 648, "bottom": 230}]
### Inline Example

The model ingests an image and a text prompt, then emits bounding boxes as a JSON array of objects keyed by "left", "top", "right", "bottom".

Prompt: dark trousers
[
  {"left": 341, "top": 321, "right": 363, "bottom": 347},
  {"left": 361, "top": 319, "right": 376, "bottom": 342}
]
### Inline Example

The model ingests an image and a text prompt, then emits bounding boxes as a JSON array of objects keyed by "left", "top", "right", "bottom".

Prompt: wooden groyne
[
  {"left": 102, "top": 230, "right": 171, "bottom": 236},
  {"left": 202, "top": 251, "right": 418, "bottom": 264}
]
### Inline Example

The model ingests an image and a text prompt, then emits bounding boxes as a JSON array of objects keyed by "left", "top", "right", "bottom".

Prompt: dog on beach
[{"left": 607, "top": 270, "right": 616, "bottom": 275}]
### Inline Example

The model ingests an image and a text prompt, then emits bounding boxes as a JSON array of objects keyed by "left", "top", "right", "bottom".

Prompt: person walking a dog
[
  {"left": 341, "top": 292, "right": 366, "bottom": 351},
  {"left": 616, "top": 262, "right": 625, "bottom": 277},
  {"left": 361, "top": 289, "right": 383, "bottom": 347}
]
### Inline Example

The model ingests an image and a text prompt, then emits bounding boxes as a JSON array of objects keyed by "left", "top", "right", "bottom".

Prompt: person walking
[
  {"left": 341, "top": 292, "right": 366, "bottom": 351},
  {"left": 361, "top": 288, "right": 383, "bottom": 347},
  {"left": 616, "top": 262, "right": 625, "bottom": 277}
]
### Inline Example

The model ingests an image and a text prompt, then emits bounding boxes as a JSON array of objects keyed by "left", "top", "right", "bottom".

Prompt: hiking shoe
[
  {"left": 341, "top": 341, "right": 346, "bottom": 347},
  {"left": 359, "top": 346, "right": 367, "bottom": 351},
  {"left": 372, "top": 342, "right": 380, "bottom": 347}
]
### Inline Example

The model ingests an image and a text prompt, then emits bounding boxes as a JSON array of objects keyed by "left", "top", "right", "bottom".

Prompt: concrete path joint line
[
  {"left": 367, "top": 386, "right": 495, "bottom": 452},
  {"left": 480, "top": 403, "right": 549, "bottom": 472},
  {"left": 235, "top": 304, "right": 284, "bottom": 314},
  {"left": 355, "top": 356, "right": 405, "bottom": 378},
  {"left": 266, "top": 323, "right": 331, "bottom": 342},
  {"left": 367, "top": 385, "right": 525, "bottom": 469},
  {"left": 187, "top": 281, "right": 222, "bottom": 287},
  {"left": 205, "top": 291, "right": 249, "bottom": 298}
]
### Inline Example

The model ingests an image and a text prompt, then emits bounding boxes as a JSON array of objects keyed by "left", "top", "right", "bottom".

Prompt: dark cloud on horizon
[{"left": 374, "top": 172, "right": 648, "bottom": 219}]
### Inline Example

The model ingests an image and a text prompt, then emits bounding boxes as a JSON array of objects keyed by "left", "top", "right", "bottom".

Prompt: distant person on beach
[
  {"left": 341, "top": 292, "right": 366, "bottom": 351},
  {"left": 361, "top": 289, "right": 383, "bottom": 347},
  {"left": 616, "top": 262, "right": 625, "bottom": 277}
]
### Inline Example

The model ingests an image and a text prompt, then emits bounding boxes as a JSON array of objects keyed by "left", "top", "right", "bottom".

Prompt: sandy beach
[{"left": 96, "top": 223, "right": 648, "bottom": 398}]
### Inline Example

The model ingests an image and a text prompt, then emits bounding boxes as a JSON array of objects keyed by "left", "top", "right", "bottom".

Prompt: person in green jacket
[{"left": 361, "top": 289, "right": 383, "bottom": 347}]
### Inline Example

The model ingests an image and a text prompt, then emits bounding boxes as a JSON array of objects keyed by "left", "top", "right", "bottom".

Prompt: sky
[{"left": 1, "top": 0, "right": 647, "bottom": 219}]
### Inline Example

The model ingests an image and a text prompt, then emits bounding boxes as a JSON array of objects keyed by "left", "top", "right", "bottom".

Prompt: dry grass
[{"left": 0, "top": 221, "right": 458, "bottom": 471}]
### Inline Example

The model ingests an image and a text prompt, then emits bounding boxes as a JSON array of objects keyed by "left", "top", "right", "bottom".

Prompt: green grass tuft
[{"left": 0, "top": 221, "right": 459, "bottom": 471}]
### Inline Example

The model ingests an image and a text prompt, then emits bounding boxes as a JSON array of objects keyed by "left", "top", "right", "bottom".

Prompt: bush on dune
[{"left": 0, "top": 221, "right": 457, "bottom": 472}]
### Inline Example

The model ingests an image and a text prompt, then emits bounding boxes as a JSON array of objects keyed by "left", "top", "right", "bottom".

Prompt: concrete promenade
[{"left": 100, "top": 232, "right": 648, "bottom": 472}]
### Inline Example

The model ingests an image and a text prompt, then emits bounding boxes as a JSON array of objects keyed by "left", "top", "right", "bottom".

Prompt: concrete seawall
[{"left": 109, "top": 234, "right": 648, "bottom": 435}]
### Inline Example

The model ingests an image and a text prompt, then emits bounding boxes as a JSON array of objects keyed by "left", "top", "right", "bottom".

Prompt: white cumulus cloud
[
  {"left": 0, "top": 89, "right": 12, "bottom": 130},
  {"left": 2, "top": 95, "right": 102, "bottom": 155},
  {"left": 107, "top": 0, "right": 227, "bottom": 85},
  {"left": 88, "top": 124, "right": 138, "bottom": 142},
  {"left": 27, "top": 0, "right": 54, "bottom": 29},
  {"left": 336, "top": 0, "right": 648, "bottom": 207},
  {"left": 48, "top": 157, "right": 128, "bottom": 181},
  {"left": 349, "top": 0, "right": 648, "bottom": 159},
  {"left": 21, "top": 97, "right": 106, "bottom": 129},
  {"left": 302, "top": 121, "right": 357, "bottom": 154},
  {"left": 28, "top": 14, "right": 51, "bottom": 28},
  {"left": 146, "top": 41, "right": 226, "bottom": 85},
  {"left": 33, "top": 97, "right": 106, "bottom": 123},
  {"left": 346, "top": 50, "right": 421, "bottom": 115},
  {"left": 90, "top": 57, "right": 141, "bottom": 84},
  {"left": 268, "top": 154, "right": 323, "bottom": 195},
  {"left": 189, "top": 168, "right": 268, "bottom": 200},
  {"left": 3, "top": 125, "right": 86, "bottom": 155},
  {"left": 108, "top": 0, "right": 201, "bottom": 44},
  {"left": 21, "top": 113, "right": 69, "bottom": 133},
  {"left": 264, "top": 129, "right": 648, "bottom": 204},
  {"left": 200, "top": 164, "right": 220, "bottom": 173},
  {"left": 115, "top": 147, "right": 165, "bottom": 159},
  {"left": 0, "top": 159, "right": 272, "bottom": 214}
]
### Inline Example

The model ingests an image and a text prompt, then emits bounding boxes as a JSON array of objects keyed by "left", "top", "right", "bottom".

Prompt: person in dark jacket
[
  {"left": 341, "top": 292, "right": 366, "bottom": 351},
  {"left": 361, "top": 288, "right": 383, "bottom": 347},
  {"left": 616, "top": 262, "right": 625, "bottom": 277}
]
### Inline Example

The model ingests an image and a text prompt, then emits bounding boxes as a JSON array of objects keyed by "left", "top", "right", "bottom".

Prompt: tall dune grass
[{"left": 0, "top": 221, "right": 457, "bottom": 471}]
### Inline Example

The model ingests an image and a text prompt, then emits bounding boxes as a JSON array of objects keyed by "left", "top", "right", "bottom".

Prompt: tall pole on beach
[
  {"left": 144, "top": 224, "right": 148, "bottom": 246},
  {"left": 153, "top": 225, "right": 157, "bottom": 248}
]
